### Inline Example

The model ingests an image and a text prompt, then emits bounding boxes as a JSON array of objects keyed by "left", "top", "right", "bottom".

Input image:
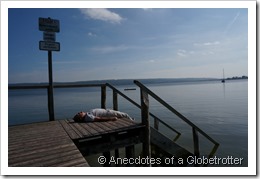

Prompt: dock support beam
[
  {"left": 125, "top": 145, "right": 135, "bottom": 167},
  {"left": 103, "top": 151, "right": 110, "bottom": 167},
  {"left": 140, "top": 89, "right": 151, "bottom": 167}
]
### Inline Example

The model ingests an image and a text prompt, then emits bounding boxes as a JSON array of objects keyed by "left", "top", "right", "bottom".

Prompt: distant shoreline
[{"left": 9, "top": 77, "right": 248, "bottom": 86}]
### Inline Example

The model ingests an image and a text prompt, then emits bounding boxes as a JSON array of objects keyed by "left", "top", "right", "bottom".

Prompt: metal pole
[{"left": 48, "top": 50, "right": 55, "bottom": 121}]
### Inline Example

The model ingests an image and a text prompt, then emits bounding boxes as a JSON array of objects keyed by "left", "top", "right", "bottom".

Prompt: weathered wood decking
[
  {"left": 8, "top": 118, "right": 143, "bottom": 167},
  {"left": 60, "top": 118, "right": 141, "bottom": 140},
  {"left": 8, "top": 121, "right": 89, "bottom": 167}
]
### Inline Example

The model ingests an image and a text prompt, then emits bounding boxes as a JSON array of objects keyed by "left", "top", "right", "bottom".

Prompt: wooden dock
[
  {"left": 8, "top": 118, "right": 145, "bottom": 167},
  {"left": 8, "top": 80, "right": 219, "bottom": 167}
]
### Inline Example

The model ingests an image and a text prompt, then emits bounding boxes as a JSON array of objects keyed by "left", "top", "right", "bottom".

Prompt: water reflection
[{"left": 222, "top": 82, "right": 226, "bottom": 98}]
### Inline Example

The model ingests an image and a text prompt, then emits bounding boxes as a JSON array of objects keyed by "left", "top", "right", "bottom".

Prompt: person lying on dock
[{"left": 73, "top": 108, "right": 134, "bottom": 123}]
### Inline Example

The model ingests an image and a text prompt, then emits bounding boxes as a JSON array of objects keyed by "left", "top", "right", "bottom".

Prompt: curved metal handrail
[{"left": 106, "top": 83, "right": 181, "bottom": 135}]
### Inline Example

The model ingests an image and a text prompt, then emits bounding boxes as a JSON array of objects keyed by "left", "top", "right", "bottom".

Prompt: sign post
[
  {"left": 48, "top": 50, "right": 54, "bottom": 121},
  {"left": 39, "top": 17, "right": 60, "bottom": 121}
]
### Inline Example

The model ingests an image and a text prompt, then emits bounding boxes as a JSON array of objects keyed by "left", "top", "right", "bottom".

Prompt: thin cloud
[
  {"left": 87, "top": 32, "right": 97, "bottom": 37},
  {"left": 194, "top": 41, "right": 220, "bottom": 46},
  {"left": 225, "top": 12, "right": 240, "bottom": 34},
  {"left": 79, "top": 8, "right": 123, "bottom": 24},
  {"left": 91, "top": 45, "right": 130, "bottom": 54},
  {"left": 177, "top": 49, "right": 187, "bottom": 57}
]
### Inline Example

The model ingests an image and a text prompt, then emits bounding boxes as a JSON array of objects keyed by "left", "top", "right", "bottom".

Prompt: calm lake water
[{"left": 8, "top": 79, "right": 248, "bottom": 167}]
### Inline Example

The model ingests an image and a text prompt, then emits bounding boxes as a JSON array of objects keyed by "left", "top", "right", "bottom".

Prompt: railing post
[
  {"left": 192, "top": 127, "right": 200, "bottom": 166},
  {"left": 112, "top": 89, "right": 119, "bottom": 164},
  {"left": 140, "top": 89, "right": 151, "bottom": 166},
  {"left": 113, "top": 90, "right": 118, "bottom": 110},
  {"left": 101, "top": 85, "right": 106, "bottom": 109},
  {"left": 154, "top": 117, "right": 159, "bottom": 130}
]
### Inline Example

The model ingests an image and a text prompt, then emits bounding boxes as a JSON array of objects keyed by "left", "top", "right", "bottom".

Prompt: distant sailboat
[{"left": 221, "top": 69, "right": 225, "bottom": 83}]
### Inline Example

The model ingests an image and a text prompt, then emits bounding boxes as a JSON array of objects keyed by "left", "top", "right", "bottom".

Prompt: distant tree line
[{"left": 226, "top": 76, "right": 248, "bottom": 80}]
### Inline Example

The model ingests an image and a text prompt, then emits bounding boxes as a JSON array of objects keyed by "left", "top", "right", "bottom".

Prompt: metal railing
[
  {"left": 133, "top": 80, "right": 219, "bottom": 159},
  {"left": 105, "top": 83, "right": 181, "bottom": 136}
]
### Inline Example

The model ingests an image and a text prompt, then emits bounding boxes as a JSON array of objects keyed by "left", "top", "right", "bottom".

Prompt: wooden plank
[
  {"left": 9, "top": 128, "right": 64, "bottom": 136},
  {"left": 8, "top": 138, "right": 72, "bottom": 154},
  {"left": 9, "top": 123, "right": 71, "bottom": 153},
  {"left": 8, "top": 138, "right": 71, "bottom": 153},
  {"left": 9, "top": 130, "right": 69, "bottom": 143},
  {"left": 114, "top": 118, "right": 136, "bottom": 127},
  {"left": 9, "top": 129, "right": 65, "bottom": 139},
  {"left": 97, "top": 119, "right": 139, "bottom": 133},
  {"left": 93, "top": 121, "right": 113, "bottom": 132},
  {"left": 100, "top": 121, "right": 143, "bottom": 136},
  {"left": 51, "top": 156, "right": 89, "bottom": 167},
  {"left": 81, "top": 122, "right": 104, "bottom": 135},
  {"left": 61, "top": 118, "right": 141, "bottom": 140},
  {"left": 9, "top": 131, "right": 67, "bottom": 144},
  {"left": 72, "top": 122, "right": 92, "bottom": 137},
  {"left": 99, "top": 121, "right": 121, "bottom": 131},
  {"left": 65, "top": 119, "right": 100, "bottom": 137},
  {"left": 111, "top": 118, "right": 129, "bottom": 127},
  {"left": 25, "top": 152, "right": 86, "bottom": 167},
  {"left": 59, "top": 120, "right": 81, "bottom": 139},
  {"left": 100, "top": 118, "right": 135, "bottom": 131},
  {"left": 9, "top": 143, "right": 75, "bottom": 161},
  {"left": 74, "top": 162, "right": 90, "bottom": 167},
  {"left": 65, "top": 119, "right": 84, "bottom": 138},
  {"left": 10, "top": 148, "right": 81, "bottom": 167},
  {"left": 9, "top": 121, "right": 60, "bottom": 132},
  {"left": 76, "top": 123, "right": 99, "bottom": 136},
  {"left": 8, "top": 121, "right": 89, "bottom": 167}
]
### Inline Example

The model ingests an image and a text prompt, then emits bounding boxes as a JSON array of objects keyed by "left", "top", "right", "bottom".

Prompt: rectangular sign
[
  {"left": 39, "top": 17, "right": 60, "bottom": 32},
  {"left": 39, "top": 41, "right": 60, "bottom": 51},
  {"left": 43, "top": 32, "right": 56, "bottom": 42}
]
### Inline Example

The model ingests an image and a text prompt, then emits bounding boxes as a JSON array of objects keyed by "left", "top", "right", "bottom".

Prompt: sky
[{"left": 8, "top": 7, "right": 248, "bottom": 83}]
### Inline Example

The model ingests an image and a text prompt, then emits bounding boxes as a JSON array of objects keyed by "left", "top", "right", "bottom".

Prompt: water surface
[{"left": 8, "top": 79, "right": 248, "bottom": 166}]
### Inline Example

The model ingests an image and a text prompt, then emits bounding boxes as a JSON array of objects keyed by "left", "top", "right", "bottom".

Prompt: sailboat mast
[{"left": 221, "top": 69, "right": 225, "bottom": 83}]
